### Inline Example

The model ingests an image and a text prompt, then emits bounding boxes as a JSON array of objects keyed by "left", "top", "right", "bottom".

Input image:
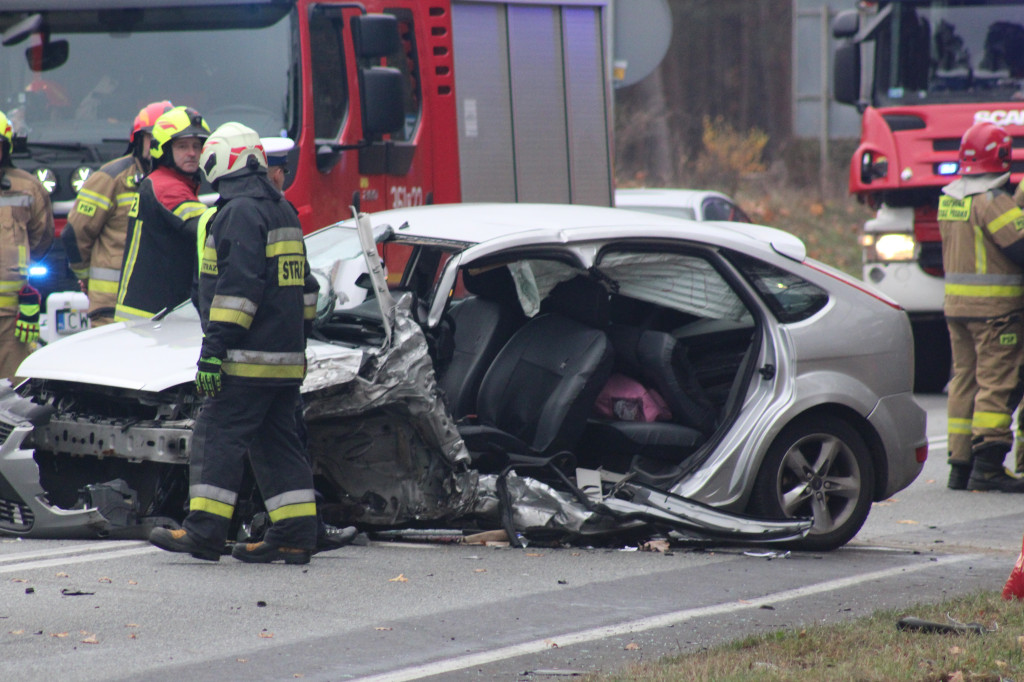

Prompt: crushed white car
[{"left": 0, "top": 204, "right": 926, "bottom": 550}]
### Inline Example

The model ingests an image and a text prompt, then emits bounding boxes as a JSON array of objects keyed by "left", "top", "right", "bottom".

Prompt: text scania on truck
[
  {"left": 832, "top": 0, "right": 1024, "bottom": 392},
  {"left": 0, "top": 0, "right": 614, "bottom": 330}
]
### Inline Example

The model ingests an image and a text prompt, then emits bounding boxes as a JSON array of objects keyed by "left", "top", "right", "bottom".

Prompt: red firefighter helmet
[
  {"left": 959, "top": 121, "right": 1012, "bottom": 175},
  {"left": 130, "top": 100, "right": 173, "bottom": 144}
]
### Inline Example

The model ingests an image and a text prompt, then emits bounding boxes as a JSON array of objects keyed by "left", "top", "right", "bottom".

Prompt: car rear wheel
[{"left": 749, "top": 415, "right": 873, "bottom": 551}]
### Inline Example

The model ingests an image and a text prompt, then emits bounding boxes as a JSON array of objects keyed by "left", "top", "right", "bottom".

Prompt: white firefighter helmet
[{"left": 200, "top": 121, "right": 267, "bottom": 186}]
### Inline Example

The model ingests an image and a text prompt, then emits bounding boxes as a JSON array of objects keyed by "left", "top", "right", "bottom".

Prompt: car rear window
[{"left": 726, "top": 251, "right": 829, "bottom": 323}]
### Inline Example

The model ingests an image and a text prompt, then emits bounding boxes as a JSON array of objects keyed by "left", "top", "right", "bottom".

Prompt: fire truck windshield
[
  {"left": 0, "top": 6, "right": 296, "bottom": 148},
  {"left": 875, "top": 0, "right": 1024, "bottom": 106}
]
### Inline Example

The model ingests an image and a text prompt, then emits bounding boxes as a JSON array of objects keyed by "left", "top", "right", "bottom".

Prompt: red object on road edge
[{"left": 1002, "top": 533, "right": 1024, "bottom": 600}]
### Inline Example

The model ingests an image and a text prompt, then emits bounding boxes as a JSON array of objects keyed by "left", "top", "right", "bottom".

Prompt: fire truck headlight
[
  {"left": 71, "top": 166, "right": 92, "bottom": 193},
  {"left": 873, "top": 233, "right": 916, "bottom": 262},
  {"left": 34, "top": 168, "right": 57, "bottom": 194}
]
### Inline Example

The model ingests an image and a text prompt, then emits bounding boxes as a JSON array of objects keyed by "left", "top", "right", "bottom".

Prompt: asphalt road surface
[{"left": 3, "top": 393, "right": 1023, "bottom": 682}]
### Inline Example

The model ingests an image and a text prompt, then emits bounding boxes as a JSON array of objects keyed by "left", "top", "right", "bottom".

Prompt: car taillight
[{"left": 916, "top": 444, "right": 928, "bottom": 463}]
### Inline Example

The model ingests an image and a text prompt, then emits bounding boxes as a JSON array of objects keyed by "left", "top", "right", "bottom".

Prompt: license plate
[{"left": 56, "top": 308, "right": 90, "bottom": 335}]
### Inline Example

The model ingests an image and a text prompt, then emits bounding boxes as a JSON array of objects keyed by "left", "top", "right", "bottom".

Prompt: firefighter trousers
[
  {"left": 947, "top": 313, "right": 1024, "bottom": 466},
  {"left": 183, "top": 381, "right": 317, "bottom": 551}
]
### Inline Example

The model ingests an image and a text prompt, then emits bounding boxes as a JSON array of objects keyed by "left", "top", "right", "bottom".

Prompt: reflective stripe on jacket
[
  {"left": 63, "top": 154, "right": 142, "bottom": 316},
  {"left": 198, "top": 172, "right": 317, "bottom": 385},
  {"left": 116, "top": 165, "right": 204, "bottom": 321},
  {"left": 0, "top": 168, "right": 54, "bottom": 313},
  {"left": 940, "top": 187, "right": 1024, "bottom": 319}
]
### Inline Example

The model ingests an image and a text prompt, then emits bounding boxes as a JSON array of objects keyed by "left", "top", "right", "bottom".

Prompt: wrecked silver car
[{"left": 0, "top": 204, "right": 926, "bottom": 550}]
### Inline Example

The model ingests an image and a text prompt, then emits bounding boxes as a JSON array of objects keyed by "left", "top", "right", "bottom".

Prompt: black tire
[
  {"left": 912, "top": 318, "right": 952, "bottom": 394},
  {"left": 749, "top": 415, "right": 874, "bottom": 551}
]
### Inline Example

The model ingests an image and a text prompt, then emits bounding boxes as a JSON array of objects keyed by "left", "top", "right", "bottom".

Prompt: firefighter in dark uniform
[
  {"left": 0, "top": 110, "right": 53, "bottom": 383},
  {"left": 63, "top": 101, "right": 172, "bottom": 326},
  {"left": 115, "top": 106, "right": 209, "bottom": 322},
  {"left": 941, "top": 121, "right": 1024, "bottom": 492},
  {"left": 150, "top": 122, "right": 319, "bottom": 563}
]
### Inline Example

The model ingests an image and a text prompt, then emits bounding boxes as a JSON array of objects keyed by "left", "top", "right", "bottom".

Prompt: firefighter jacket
[
  {"left": 197, "top": 172, "right": 318, "bottom": 385},
  {"left": 63, "top": 154, "right": 144, "bottom": 316},
  {"left": 0, "top": 168, "right": 54, "bottom": 316},
  {"left": 939, "top": 173, "right": 1024, "bottom": 320},
  {"left": 116, "top": 165, "right": 205, "bottom": 321}
]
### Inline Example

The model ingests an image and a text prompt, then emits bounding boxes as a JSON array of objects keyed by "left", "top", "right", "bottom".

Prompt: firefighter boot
[
  {"left": 232, "top": 541, "right": 310, "bottom": 565},
  {"left": 948, "top": 461, "right": 972, "bottom": 490},
  {"left": 149, "top": 527, "right": 221, "bottom": 561},
  {"left": 967, "top": 442, "right": 1024, "bottom": 493}
]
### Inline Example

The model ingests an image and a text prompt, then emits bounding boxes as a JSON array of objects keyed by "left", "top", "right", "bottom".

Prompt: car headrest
[
  {"left": 540, "top": 275, "right": 609, "bottom": 328},
  {"left": 463, "top": 265, "right": 521, "bottom": 312}
]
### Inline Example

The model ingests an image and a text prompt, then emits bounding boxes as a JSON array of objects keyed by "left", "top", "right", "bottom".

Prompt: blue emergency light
[
  {"left": 28, "top": 265, "right": 48, "bottom": 278},
  {"left": 936, "top": 161, "right": 959, "bottom": 176}
]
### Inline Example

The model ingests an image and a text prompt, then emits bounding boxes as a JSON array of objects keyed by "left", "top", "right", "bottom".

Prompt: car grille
[
  {"left": 0, "top": 496, "right": 33, "bottom": 531},
  {"left": 0, "top": 419, "right": 14, "bottom": 444}
]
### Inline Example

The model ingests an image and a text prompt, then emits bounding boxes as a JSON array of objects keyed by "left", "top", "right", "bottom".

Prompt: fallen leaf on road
[
  {"left": 9, "top": 629, "right": 23, "bottom": 635},
  {"left": 525, "top": 552, "right": 543, "bottom": 557},
  {"left": 127, "top": 580, "right": 138, "bottom": 585},
  {"left": 11, "top": 578, "right": 26, "bottom": 582},
  {"left": 51, "top": 632, "right": 69, "bottom": 638},
  {"left": 389, "top": 574, "right": 408, "bottom": 582},
  {"left": 81, "top": 635, "right": 99, "bottom": 644},
  {"left": 126, "top": 624, "right": 139, "bottom": 628},
  {"left": 896, "top": 519, "right": 919, "bottom": 525},
  {"left": 55, "top": 572, "right": 69, "bottom": 578},
  {"left": 640, "top": 539, "right": 671, "bottom": 552},
  {"left": 259, "top": 631, "right": 274, "bottom": 639},
  {"left": 545, "top": 639, "right": 559, "bottom": 648},
  {"left": 98, "top": 577, "right": 112, "bottom": 583},
  {"left": 473, "top": 568, "right": 486, "bottom": 573},
  {"left": 374, "top": 627, "right": 393, "bottom": 631},
  {"left": 237, "top": 659, "right": 248, "bottom": 663},
  {"left": 128, "top": 634, "right": 137, "bottom": 639},
  {"left": 625, "top": 642, "right": 640, "bottom": 650}
]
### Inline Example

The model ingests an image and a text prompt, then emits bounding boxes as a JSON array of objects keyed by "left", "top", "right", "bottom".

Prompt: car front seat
[
  {"left": 457, "top": 275, "right": 614, "bottom": 471},
  {"left": 437, "top": 265, "right": 527, "bottom": 419}
]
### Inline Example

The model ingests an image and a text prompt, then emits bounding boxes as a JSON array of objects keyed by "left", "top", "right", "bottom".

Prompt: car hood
[
  {"left": 19, "top": 315, "right": 366, "bottom": 394},
  {"left": 18, "top": 316, "right": 205, "bottom": 392}
]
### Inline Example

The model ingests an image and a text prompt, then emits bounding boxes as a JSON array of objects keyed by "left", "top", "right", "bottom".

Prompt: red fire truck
[
  {"left": 832, "top": 0, "right": 1024, "bottom": 392},
  {"left": 0, "top": 0, "right": 614, "bottom": 317}
]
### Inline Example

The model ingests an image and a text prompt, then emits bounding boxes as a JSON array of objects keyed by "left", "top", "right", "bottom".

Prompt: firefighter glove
[
  {"left": 195, "top": 356, "right": 223, "bottom": 397},
  {"left": 14, "top": 284, "right": 41, "bottom": 344}
]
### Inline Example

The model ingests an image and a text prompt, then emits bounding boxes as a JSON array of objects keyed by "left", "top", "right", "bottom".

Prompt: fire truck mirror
[
  {"left": 833, "top": 42, "right": 861, "bottom": 107},
  {"left": 351, "top": 14, "right": 400, "bottom": 60},
  {"left": 25, "top": 38, "right": 68, "bottom": 72},
  {"left": 361, "top": 67, "right": 405, "bottom": 137},
  {"left": 831, "top": 9, "right": 859, "bottom": 39}
]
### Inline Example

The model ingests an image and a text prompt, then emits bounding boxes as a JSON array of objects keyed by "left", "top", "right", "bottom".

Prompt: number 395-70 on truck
[{"left": 0, "top": 0, "right": 614, "bottom": 311}]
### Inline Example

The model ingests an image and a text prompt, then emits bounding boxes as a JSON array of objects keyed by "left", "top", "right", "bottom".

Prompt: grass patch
[{"left": 590, "top": 590, "right": 1024, "bottom": 681}]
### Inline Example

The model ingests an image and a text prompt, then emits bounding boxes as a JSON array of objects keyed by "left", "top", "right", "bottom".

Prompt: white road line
[
  {"left": 0, "top": 540, "right": 146, "bottom": 563},
  {"left": 349, "top": 554, "right": 972, "bottom": 682},
  {"left": 0, "top": 546, "right": 158, "bottom": 573}
]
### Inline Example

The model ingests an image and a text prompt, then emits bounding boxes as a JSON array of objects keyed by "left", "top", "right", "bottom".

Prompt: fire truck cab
[
  {"left": 832, "top": 0, "right": 1024, "bottom": 393},
  {"left": 0, "top": 0, "right": 614, "bottom": 331}
]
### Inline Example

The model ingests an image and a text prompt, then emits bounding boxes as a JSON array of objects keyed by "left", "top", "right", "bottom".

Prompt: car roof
[
  {"left": 614, "top": 187, "right": 735, "bottom": 210},
  {"left": 343, "top": 202, "right": 806, "bottom": 262}
]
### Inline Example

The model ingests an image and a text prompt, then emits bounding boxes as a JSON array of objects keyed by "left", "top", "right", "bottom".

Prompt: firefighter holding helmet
[
  {"left": 941, "top": 121, "right": 1024, "bottom": 492},
  {"left": 64, "top": 100, "right": 173, "bottom": 326},
  {"left": 150, "top": 122, "right": 319, "bottom": 564},
  {"left": 115, "top": 105, "right": 209, "bottom": 322},
  {"left": 0, "top": 110, "right": 53, "bottom": 383}
]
